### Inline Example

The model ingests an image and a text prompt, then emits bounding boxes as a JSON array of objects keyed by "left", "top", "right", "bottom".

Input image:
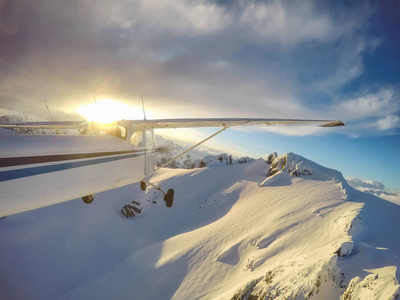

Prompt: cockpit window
[
  {"left": 130, "top": 130, "right": 144, "bottom": 147},
  {"left": 79, "top": 122, "right": 127, "bottom": 140}
]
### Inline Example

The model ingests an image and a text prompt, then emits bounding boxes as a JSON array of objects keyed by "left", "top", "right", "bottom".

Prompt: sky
[{"left": 0, "top": 0, "right": 399, "bottom": 190}]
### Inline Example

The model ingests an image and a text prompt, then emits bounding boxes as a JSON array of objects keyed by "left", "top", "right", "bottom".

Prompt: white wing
[
  {"left": 0, "top": 118, "right": 344, "bottom": 130},
  {"left": 127, "top": 118, "right": 344, "bottom": 129},
  {"left": 0, "top": 121, "right": 85, "bottom": 129}
]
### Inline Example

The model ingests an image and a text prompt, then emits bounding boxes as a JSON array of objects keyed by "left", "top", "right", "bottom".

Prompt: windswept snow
[{"left": 0, "top": 153, "right": 399, "bottom": 299}]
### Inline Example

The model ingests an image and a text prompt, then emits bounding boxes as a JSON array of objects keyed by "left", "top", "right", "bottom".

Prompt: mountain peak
[{"left": 262, "top": 152, "right": 346, "bottom": 187}]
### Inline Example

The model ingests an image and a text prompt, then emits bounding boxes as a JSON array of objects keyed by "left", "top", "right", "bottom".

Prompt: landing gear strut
[
  {"left": 164, "top": 189, "right": 174, "bottom": 207},
  {"left": 140, "top": 181, "right": 146, "bottom": 191},
  {"left": 140, "top": 181, "right": 174, "bottom": 207},
  {"left": 82, "top": 194, "right": 94, "bottom": 204}
]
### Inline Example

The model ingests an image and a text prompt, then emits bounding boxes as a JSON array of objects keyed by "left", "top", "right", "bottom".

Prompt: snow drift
[{"left": 0, "top": 153, "right": 399, "bottom": 299}]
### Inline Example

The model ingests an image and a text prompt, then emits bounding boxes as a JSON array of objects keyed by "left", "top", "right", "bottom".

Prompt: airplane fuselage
[{"left": 0, "top": 125, "right": 156, "bottom": 217}]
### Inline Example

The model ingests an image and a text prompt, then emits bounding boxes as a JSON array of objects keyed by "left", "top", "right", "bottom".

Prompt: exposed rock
[
  {"left": 194, "top": 154, "right": 255, "bottom": 168},
  {"left": 237, "top": 156, "right": 253, "bottom": 164},
  {"left": 342, "top": 272, "right": 400, "bottom": 300},
  {"left": 266, "top": 152, "right": 278, "bottom": 164},
  {"left": 121, "top": 204, "right": 142, "bottom": 218},
  {"left": 266, "top": 153, "right": 346, "bottom": 184},
  {"left": 267, "top": 154, "right": 287, "bottom": 177}
]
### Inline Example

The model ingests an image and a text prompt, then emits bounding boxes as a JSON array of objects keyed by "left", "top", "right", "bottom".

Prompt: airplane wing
[
  {"left": 129, "top": 118, "right": 345, "bottom": 129},
  {"left": 0, "top": 118, "right": 344, "bottom": 131},
  {"left": 0, "top": 121, "right": 85, "bottom": 129}
]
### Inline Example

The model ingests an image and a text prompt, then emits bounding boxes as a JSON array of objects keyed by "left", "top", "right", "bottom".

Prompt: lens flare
[{"left": 76, "top": 100, "right": 143, "bottom": 123}]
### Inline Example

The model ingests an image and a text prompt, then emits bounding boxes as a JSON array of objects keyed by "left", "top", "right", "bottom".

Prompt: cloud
[
  {"left": 327, "top": 87, "right": 400, "bottom": 135},
  {"left": 238, "top": 0, "right": 343, "bottom": 47},
  {"left": 138, "top": 0, "right": 230, "bottom": 35},
  {"left": 375, "top": 115, "right": 400, "bottom": 131},
  {"left": 337, "top": 88, "right": 398, "bottom": 120},
  {"left": 0, "top": 0, "right": 396, "bottom": 136},
  {"left": 346, "top": 177, "right": 385, "bottom": 190}
]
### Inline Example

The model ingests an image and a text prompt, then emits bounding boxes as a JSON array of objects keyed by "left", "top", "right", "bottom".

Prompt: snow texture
[{"left": 0, "top": 148, "right": 399, "bottom": 299}]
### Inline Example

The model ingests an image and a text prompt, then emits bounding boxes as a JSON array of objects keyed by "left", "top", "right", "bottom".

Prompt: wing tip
[{"left": 320, "top": 120, "right": 345, "bottom": 127}]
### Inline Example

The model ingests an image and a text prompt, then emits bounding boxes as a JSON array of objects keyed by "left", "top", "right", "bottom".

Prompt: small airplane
[{"left": 0, "top": 118, "right": 344, "bottom": 217}]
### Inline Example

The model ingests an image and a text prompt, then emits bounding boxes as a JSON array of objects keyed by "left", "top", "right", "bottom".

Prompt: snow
[
  {"left": 156, "top": 135, "right": 218, "bottom": 169},
  {"left": 0, "top": 153, "right": 399, "bottom": 299},
  {"left": 155, "top": 135, "right": 253, "bottom": 169}
]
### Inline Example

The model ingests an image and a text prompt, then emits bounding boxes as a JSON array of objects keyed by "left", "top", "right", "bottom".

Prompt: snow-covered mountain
[
  {"left": 0, "top": 153, "right": 399, "bottom": 299},
  {"left": 0, "top": 113, "right": 75, "bottom": 134},
  {"left": 0, "top": 111, "right": 51, "bottom": 133},
  {"left": 155, "top": 135, "right": 218, "bottom": 169},
  {"left": 156, "top": 134, "right": 254, "bottom": 169}
]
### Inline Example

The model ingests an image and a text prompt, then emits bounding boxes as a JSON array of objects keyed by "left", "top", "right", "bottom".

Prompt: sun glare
[{"left": 76, "top": 100, "right": 143, "bottom": 123}]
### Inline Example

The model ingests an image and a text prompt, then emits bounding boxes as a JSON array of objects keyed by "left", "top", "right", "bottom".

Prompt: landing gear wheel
[
  {"left": 164, "top": 189, "right": 174, "bottom": 208},
  {"left": 140, "top": 181, "right": 146, "bottom": 191},
  {"left": 82, "top": 195, "right": 94, "bottom": 204}
]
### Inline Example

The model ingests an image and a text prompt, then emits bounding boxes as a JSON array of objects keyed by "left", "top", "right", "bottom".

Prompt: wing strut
[
  {"left": 140, "top": 126, "right": 227, "bottom": 208},
  {"left": 155, "top": 126, "right": 228, "bottom": 170}
]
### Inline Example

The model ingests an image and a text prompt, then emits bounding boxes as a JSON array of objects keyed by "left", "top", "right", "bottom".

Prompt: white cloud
[
  {"left": 375, "top": 115, "right": 400, "bottom": 131},
  {"left": 320, "top": 87, "right": 400, "bottom": 135},
  {"left": 339, "top": 88, "right": 396, "bottom": 119},
  {"left": 346, "top": 177, "right": 385, "bottom": 190},
  {"left": 109, "top": 0, "right": 231, "bottom": 36},
  {"left": 238, "top": 0, "right": 340, "bottom": 47}
]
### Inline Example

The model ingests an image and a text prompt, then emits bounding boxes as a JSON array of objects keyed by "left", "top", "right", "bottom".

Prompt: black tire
[
  {"left": 82, "top": 195, "right": 94, "bottom": 204},
  {"left": 164, "top": 189, "right": 174, "bottom": 208},
  {"left": 140, "top": 181, "right": 146, "bottom": 191}
]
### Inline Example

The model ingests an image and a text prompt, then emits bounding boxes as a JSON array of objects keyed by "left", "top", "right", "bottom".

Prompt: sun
[{"left": 76, "top": 100, "right": 144, "bottom": 123}]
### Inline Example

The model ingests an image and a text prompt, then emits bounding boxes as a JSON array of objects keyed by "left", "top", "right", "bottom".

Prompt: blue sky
[{"left": 0, "top": 0, "right": 399, "bottom": 190}]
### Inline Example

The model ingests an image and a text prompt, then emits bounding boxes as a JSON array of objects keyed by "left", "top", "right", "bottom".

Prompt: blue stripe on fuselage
[{"left": 0, "top": 152, "right": 144, "bottom": 183}]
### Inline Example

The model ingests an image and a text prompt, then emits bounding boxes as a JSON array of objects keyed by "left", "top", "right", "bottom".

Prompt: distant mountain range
[{"left": 156, "top": 135, "right": 254, "bottom": 169}]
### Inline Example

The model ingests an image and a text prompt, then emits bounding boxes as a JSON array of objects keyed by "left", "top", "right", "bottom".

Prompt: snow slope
[{"left": 0, "top": 154, "right": 399, "bottom": 299}]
